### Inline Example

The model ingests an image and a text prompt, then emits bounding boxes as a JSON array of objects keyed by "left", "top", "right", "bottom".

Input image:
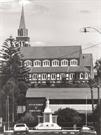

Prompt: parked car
[
  {"left": 14, "top": 123, "right": 29, "bottom": 134},
  {"left": 79, "top": 125, "right": 96, "bottom": 134}
]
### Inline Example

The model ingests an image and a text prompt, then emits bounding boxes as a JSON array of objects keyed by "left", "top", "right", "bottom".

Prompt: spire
[
  {"left": 16, "top": 5, "right": 30, "bottom": 47},
  {"left": 19, "top": 5, "right": 26, "bottom": 29}
]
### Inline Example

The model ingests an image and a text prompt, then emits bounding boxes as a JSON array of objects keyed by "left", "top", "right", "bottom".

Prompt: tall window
[
  {"left": 24, "top": 60, "right": 32, "bottom": 67},
  {"left": 51, "top": 74, "right": 56, "bottom": 80},
  {"left": 70, "top": 59, "right": 78, "bottom": 66},
  {"left": 61, "top": 59, "right": 68, "bottom": 67},
  {"left": 42, "top": 74, "right": 47, "bottom": 80},
  {"left": 32, "top": 74, "right": 38, "bottom": 80},
  {"left": 52, "top": 59, "right": 59, "bottom": 67},
  {"left": 33, "top": 60, "right": 41, "bottom": 67},
  {"left": 85, "top": 73, "right": 88, "bottom": 80},
  {"left": 80, "top": 73, "right": 84, "bottom": 80},
  {"left": 69, "top": 73, "right": 74, "bottom": 80},
  {"left": 43, "top": 60, "right": 50, "bottom": 67}
]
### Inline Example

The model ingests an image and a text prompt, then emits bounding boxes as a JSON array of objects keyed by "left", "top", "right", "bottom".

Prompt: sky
[{"left": 0, "top": 0, "right": 101, "bottom": 62}]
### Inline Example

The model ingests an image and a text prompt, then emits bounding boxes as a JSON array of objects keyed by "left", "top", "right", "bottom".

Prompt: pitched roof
[
  {"left": 30, "top": 66, "right": 89, "bottom": 73},
  {"left": 26, "top": 88, "right": 100, "bottom": 100},
  {"left": 80, "top": 53, "right": 93, "bottom": 67},
  {"left": 21, "top": 46, "right": 81, "bottom": 59}
]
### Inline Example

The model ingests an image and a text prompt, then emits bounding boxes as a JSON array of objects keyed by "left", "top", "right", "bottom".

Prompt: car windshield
[{"left": 16, "top": 124, "right": 25, "bottom": 127}]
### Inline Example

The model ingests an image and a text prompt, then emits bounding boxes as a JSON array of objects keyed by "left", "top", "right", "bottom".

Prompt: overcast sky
[{"left": 0, "top": 0, "right": 101, "bottom": 62}]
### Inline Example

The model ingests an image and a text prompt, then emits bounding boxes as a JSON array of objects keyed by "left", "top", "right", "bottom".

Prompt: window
[
  {"left": 80, "top": 73, "right": 84, "bottom": 80},
  {"left": 24, "top": 60, "right": 32, "bottom": 67},
  {"left": 38, "top": 74, "right": 41, "bottom": 80},
  {"left": 70, "top": 59, "right": 78, "bottom": 66},
  {"left": 66, "top": 74, "right": 69, "bottom": 80},
  {"left": 85, "top": 73, "right": 88, "bottom": 80},
  {"left": 51, "top": 74, "right": 56, "bottom": 80},
  {"left": 61, "top": 59, "right": 68, "bottom": 67},
  {"left": 42, "top": 74, "right": 47, "bottom": 80},
  {"left": 69, "top": 73, "right": 74, "bottom": 80},
  {"left": 43, "top": 60, "right": 50, "bottom": 67},
  {"left": 33, "top": 60, "right": 41, "bottom": 67},
  {"left": 52, "top": 59, "right": 59, "bottom": 67},
  {"left": 32, "top": 74, "right": 37, "bottom": 80}
]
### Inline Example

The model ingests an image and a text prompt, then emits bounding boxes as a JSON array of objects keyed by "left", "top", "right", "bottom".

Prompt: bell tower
[{"left": 16, "top": 5, "right": 30, "bottom": 47}]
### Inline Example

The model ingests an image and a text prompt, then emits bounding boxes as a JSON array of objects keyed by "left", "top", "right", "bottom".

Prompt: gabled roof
[
  {"left": 30, "top": 66, "right": 89, "bottom": 73},
  {"left": 26, "top": 87, "right": 100, "bottom": 100},
  {"left": 21, "top": 46, "right": 82, "bottom": 59},
  {"left": 80, "top": 54, "right": 93, "bottom": 67}
]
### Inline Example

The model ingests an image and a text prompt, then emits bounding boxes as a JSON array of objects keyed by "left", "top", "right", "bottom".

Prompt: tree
[
  {"left": 54, "top": 108, "right": 82, "bottom": 127},
  {"left": 18, "top": 112, "right": 38, "bottom": 127},
  {"left": 94, "top": 58, "right": 101, "bottom": 84},
  {"left": 0, "top": 36, "right": 30, "bottom": 122},
  {"left": 88, "top": 78, "right": 96, "bottom": 112},
  {"left": 94, "top": 58, "right": 101, "bottom": 135}
]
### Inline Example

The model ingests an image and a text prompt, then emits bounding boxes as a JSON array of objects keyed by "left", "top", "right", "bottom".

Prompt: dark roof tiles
[
  {"left": 30, "top": 66, "right": 89, "bottom": 73},
  {"left": 26, "top": 88, "right": 100, "bottom": 99},
  {"left": 21, "top": 46, "right": 81, "bottom": 59}
]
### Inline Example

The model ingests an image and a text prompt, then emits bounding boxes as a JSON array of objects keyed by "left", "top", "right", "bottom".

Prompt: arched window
[
  {"left": 80, "top": 73, "right": 84, "bottom": 80},
  {"left": 61, "top": 59, "right": 68, "bottom": 67},
  {"left": 43, "top": 60, "right": 50, "bottom": 67},
  {"left": 51, "top": 74, "right": 56, "bottom": 80},
  {"left": 32, "top": 74, "right": 38, "bottom": 80},
  {"left": 33, "top": 60, "right": 41, "bottom": 67},
  {"left": 42, "top": 74, "right": 47, "bottom": 80},
  {"left": 69, "top": 73, "right": 74, "bottom": 80},
  {"left": 52, "top": 59, "right": 59, "bottom": 67},
  {"left": 70, "top": 59, "right": 78, "bottom": 66},
  {"left": 18, "top": 29, "right": 23, "bottom": 36},
  {"left": 24, "top": 60, "right": 32, "bottom": 67},
  {"left": 85, "top": 73, "right": 88, "bottom": 80}
]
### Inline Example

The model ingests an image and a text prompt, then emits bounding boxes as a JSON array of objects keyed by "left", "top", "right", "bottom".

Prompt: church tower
[{"left": 16, "top": 5, "right": 30, "bottom": 47}]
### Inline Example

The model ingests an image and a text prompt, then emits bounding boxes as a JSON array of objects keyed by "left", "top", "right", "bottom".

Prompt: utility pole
[
  {"left": 12, "top": 88, "right": 14, "bottom": 124},
  {"left": 97, "top": 84, "right": 101, "bottom": 135},
  {"left": 81, "top": 26, "right": 101, "bottom": 135},
  {"left": 90, "top": 87, "right": 94, "bottom": 112},
  {"left": 7, "top": 96, "right": 9, "bottom": 130}
]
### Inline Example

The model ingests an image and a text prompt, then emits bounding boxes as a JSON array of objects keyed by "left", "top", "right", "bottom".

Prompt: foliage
[
  {"left": 54, "top": 108, "right": 82, "bottom": 127},
  {"left": 0, "top": 36, "right": 29, "bottom": 85},
  {"left": 18, "top": 112, "right": 38, "bottom": 127},
  {"left": 0, "top": 36, "right": 30, "bottom": 121},
  {"left": 88, "top": 78, "right": 96, "bottom": 88},
  {"left": 92, "top": 100, "right": 101, "bottom": 133},
  {"left": 94, "top": 58, "right": 101, "bottom": 85}
]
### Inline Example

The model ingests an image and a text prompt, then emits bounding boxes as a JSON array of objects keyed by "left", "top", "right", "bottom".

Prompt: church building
[
  {"left": 16, "top": 6, "right": 96, "bottom": 115},
  {"left": 16, "top": 6, "right": 94, "bottom": 86}
]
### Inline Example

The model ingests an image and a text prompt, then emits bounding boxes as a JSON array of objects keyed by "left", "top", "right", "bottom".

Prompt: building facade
[
  {"left": 16, "top": 6, "right": 94, "bottom": 86},
  {"left": 16, "top": 6, "right": 95, "bottom": 115},
  {"left": 20, "top": 46, "right": 93, "bottom": 85},
  {"left": 16, "top": 7, "right": 94, "bottom": 86}
]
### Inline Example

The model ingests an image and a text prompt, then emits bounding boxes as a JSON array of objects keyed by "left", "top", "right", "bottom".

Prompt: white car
[
  {"left": 80, "top": 125, "right": 96, "bottom": 134},
  {"left": 14, "top": 123, "right": 29, "bottom": 133}
]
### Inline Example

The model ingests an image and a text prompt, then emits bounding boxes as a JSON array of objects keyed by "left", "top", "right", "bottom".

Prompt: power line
[
  {"left": 58, "top": 42, "right": 101, "bottom": 59},
  {"left": 30, "top": 40, "right": 101, "bottom": 59}
]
